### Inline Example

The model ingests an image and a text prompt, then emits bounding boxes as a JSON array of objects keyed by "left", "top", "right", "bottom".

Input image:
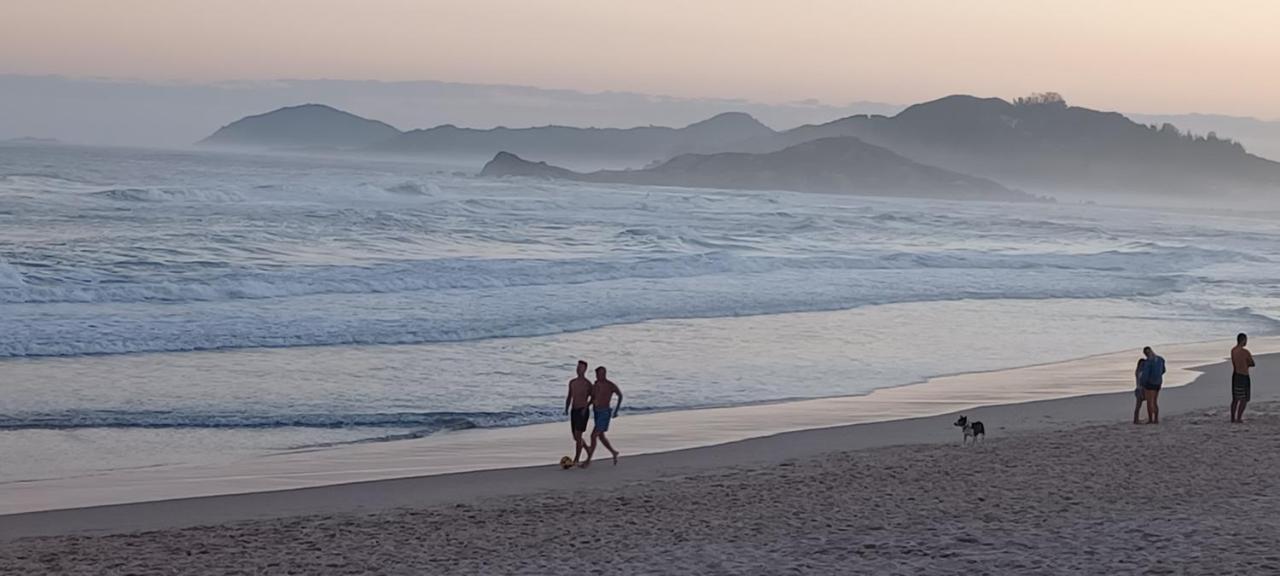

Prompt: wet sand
[{"left": 0, "top": 347, "right": 1275, "bottom": 574}]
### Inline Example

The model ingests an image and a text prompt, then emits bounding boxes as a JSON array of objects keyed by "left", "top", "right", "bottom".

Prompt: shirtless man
[
  {"left": 564, "top": 360, "right": 593, "bottom": 465},
  {"left": 583, "top": 365, "right": 623, "bottom": 467},
  {"left": 1231, "top": 333, "right": 1256, "bottom": 423}
]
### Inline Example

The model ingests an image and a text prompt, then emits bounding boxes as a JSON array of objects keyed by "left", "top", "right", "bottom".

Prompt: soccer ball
[{"left": 560, "top": 456, "right": 574, "bottom": 469}]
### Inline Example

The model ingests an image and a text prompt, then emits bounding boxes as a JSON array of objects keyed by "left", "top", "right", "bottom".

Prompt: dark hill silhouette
[
  {"left": 200, "top": 104, "right": 402, "bottom": 149},
  {"left": 766, "top": 94, "right": 1280, "bottom": 197},
  {"left": 371, "top": 112, "right": 777, "bottom": 169},
  {"left": 481, "top": 152, "right": 580, "bottom": 179},
  {"left": 481, "top": 137, "right": 1036, "bottom": 202}
]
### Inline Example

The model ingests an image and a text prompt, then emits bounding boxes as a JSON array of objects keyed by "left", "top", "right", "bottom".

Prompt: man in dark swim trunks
[
  {"left": 1231, "top": 333, "right": 1256, "bottom": 423},
  {"left": 565, "top": 360, "right": 593, "bottom": 466}
]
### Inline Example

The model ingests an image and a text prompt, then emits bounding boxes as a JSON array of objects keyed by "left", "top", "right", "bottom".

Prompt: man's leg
[
  {"left": 1144, "top": 390, "right": 1156, "bottom": 424},
  {"left": 1238, "top": 400, "right": 1248, "bottom": 423},
  {"left": 1151, "top": 389, "right": 1160, "bottom": 424},
  {"left": 581, "top": 430, "right": 599, "bottom": 467},
  {"left": 1230, "top": 399, "right": 1241, "bottom": 423},
  {"left": 573, "top": 430, "right": 586, "bottom": 463},
  {"left": 598, "top": 433, "right": 620, "bottom": 465}
]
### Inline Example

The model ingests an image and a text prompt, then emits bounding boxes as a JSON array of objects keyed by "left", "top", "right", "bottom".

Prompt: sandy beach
[
  {"left": 6, "top": 338, "right": 1274, "bottom": 519},
  {"left": 1, "top": 347, "right": 1276, "bottom": 574}
]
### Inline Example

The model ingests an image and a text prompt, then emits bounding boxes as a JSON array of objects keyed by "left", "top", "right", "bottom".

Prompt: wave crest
[
  {"left": 0, "top": 245, "right": 1253, "bottom": 305},
  {"left": 90, "top": 187, "right": 245, "bottom": 203}
]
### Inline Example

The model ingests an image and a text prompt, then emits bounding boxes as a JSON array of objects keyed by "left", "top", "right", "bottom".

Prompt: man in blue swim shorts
[{"left": 583, "top": 365, "right": 624, "bottom": 467}]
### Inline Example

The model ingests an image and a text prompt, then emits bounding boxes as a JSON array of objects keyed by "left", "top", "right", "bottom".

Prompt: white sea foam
[{"left": 90, "top": 187, "right": 247, "bottom": 203}]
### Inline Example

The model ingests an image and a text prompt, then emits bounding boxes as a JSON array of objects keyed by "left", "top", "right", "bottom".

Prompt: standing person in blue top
[
  {"left": 1141, "top": 346, "right": 1167, "bottom": 424},
  {"left": 1133, "top": 357, "right": 1148, "bottom": 425}
]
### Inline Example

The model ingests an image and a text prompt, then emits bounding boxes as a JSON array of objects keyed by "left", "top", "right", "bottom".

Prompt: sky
[{"left": 2, "top": 0, "right": 1279, "bottom": 119}]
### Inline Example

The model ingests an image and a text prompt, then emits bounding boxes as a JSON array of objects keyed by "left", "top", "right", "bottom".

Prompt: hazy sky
[{"left": 3, "top": 0, "right": 1278, "bottom": 118}]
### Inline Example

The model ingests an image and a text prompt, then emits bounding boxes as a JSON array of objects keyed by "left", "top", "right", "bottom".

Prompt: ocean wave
[
  {"left": 0, "top": 269, "right": 1196, "bottom": 358},
  {"left": 0, "top": 245, "right": 1254, "bottom": 305},
  {"left": 0, "top": 409, "right": 538, "bottom": 432},
  {"left": 0, "top": 405, "right": 682, "bottom": 435},
  {"left": 380, "top": 180, "right": 442, "bottom": 196},
  {"left": 0, "top": 173, "right": 101, "bottom": 193},
  {"left": 89, "top": 187, "right": 246, "bottom": 203}
]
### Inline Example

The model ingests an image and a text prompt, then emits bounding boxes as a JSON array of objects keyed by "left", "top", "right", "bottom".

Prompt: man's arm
[
  {"left": 613, "top": 385, "right": 623, "bottom": 417},
  {"left": 564, "top": 383, "right": 572, "bottom": 415}
]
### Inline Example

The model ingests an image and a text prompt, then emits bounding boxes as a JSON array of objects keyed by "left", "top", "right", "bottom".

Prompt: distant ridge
[
  {"left": 199, "top": 104, "right": 402, "bottom": 150},
  {"left": 481, "top": 137, "right": 1038, "bottom": 203},
  {"left": 370, "top": 111, "right": 778, "bottom": 168},
  {"left": 2, "top": 136, "right": 62, "bottom": 145},
  {"left": 1128, "top": 112, "right": 1280, "bottom": 163}
]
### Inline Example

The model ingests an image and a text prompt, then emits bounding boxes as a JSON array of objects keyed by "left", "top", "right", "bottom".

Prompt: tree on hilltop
[{"left": 1013, "top": 92, "right": 1067, "bottom": 107}]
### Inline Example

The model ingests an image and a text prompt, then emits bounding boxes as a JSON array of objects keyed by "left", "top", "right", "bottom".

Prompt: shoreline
[{"left": 2, "top": 339, "right": 1273, "bottom": 540}]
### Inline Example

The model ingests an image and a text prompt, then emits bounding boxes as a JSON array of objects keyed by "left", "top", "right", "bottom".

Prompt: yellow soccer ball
[{"left": 559, "top": 456, "right": 574, "bottom": 469}]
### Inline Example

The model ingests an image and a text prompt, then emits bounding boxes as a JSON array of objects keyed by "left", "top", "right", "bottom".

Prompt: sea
[{"left": 2, "top": 143, "right": 1278, "bottom": 484}]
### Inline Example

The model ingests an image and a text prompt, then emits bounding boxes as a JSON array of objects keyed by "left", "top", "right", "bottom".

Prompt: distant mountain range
[
  {"left": 480, "top": 137, "right": 1038, "bottom": 202},
  {"left": 200, "top": 95, "right": 1280, "bottom": 201}
]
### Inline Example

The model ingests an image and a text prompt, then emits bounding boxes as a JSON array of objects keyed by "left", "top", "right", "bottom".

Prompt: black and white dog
[{"left": 954, "top": 415, "right": 985, "bottom": 444}]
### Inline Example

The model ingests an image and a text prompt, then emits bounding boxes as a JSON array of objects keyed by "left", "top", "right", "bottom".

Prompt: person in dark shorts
[
  {"left": 1133, "top": 358, "right": 1148, "bottom": 424},
  {"left": 1231, "top": 333, "right": 1256, "bottom": 423},
  {"left": 1141, "top": 346, "right": 1166, "bottom": 424},
  {"left": 564, "top": 360, "right": 593, "bottom": 466}
]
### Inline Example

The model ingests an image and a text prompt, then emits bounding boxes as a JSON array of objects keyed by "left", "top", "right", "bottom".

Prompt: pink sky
[{"left": 3, "top": 0, "right": 1277, "bottom": 117}]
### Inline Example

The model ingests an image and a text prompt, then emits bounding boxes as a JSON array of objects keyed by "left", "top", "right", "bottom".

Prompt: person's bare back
[{"left": 1232, "top": 344, "right": 1255, "bottom": 376}]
